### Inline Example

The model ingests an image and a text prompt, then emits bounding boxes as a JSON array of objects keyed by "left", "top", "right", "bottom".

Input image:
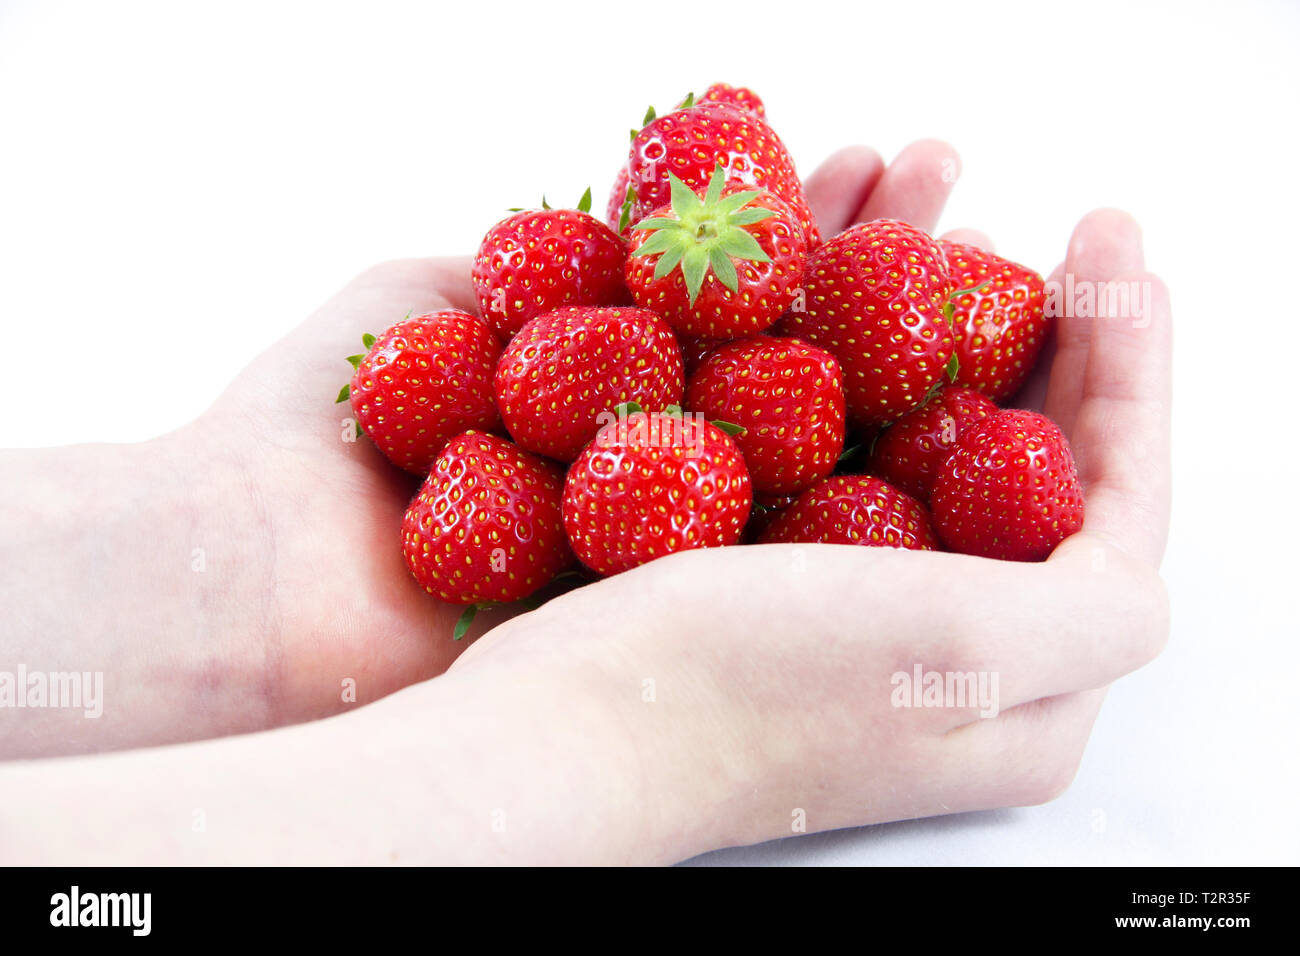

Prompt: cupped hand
[
  {"left": 169, "top": 139, "right": 1170, "bottom": 802},
  {"left": 440, "top": 141, "right": 1173, "bottom": 855}
]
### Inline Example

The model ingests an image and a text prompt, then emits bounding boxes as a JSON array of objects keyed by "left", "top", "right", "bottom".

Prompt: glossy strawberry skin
[
  {"left": 494, "top": 306, "right": 685, "bottom": 462},
  {"left": 758, "top": 475, "right": 939, "bottom": 550},
  {"left": 744, "top": 491, "right": 798, "bottom": 542},
  {"left": 401, "top": 431, "right": 573, "bottom": 604},
  {"left": 686, "top": 336, "right": 845, "bottom": 495},
  {"left": 940, "top": 241, "right": 1048, "bottom": 402},
  {"left": 472, "top": 208, "right": 628, "bottom": 340},
  {"left": 625, "top": 102, "right": 819, "bottom": 246},
  {"left": 349, "top": 311, "right": 502, "bottom": 475},
  {"left": 931, "top": 410, "right": 1084, "bottom": 562},
  {"left": 626, "top": 186, "right": 806, "bottom": 339},
  {"left": 609, "top": 84, "right": 768, "bottom": 235},
  {"left": 776, "top": 219, "right": 954, "bottom": 428},
  {"left": 562, "top": 412, "right": 752, "bottom": 576},
  {"left": 693, "top": 83, "right": 766, "bottom": 118},
  {"left": 606, "top": 166, "right": 632, "bottom": 233},
  {"left": 680, "top": 336, "right": 726, "bottom": 377},
  {"left": 867, "top": 386, "right": 998, "bottom": 502}
]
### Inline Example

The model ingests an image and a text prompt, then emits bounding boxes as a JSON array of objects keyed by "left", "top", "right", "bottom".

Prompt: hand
[
  {"left": 443, "top": 142, "right": 1173, "bottom": 852},
  {"left": 0, "top": 139, "right": 1168, "bottom": 802},
  {"left": 0, "top": 142, "right": 1172, "bottom": 862}
]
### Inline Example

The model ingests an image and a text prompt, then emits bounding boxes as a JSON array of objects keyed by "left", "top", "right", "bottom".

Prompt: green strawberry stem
[{"left": 629, "top": 165, "right": 775, "bottom": 304}]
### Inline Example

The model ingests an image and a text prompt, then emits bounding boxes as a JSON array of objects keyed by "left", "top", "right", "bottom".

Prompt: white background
[{"left": 2, "top": 0, "right": 1297, "bottom": 864}]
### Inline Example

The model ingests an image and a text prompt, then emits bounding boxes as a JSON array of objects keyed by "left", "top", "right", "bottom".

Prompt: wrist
[{"left": 0, "top": 428, "right": 281, "bottom": 757}]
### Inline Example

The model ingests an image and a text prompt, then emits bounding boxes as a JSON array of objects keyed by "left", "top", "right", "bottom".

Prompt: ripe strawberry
[
  {"left": 494, "top": 306, "right": 685, "bottom": 462},
  {"left": 867, "top": 386, "right": 997, "bottom": 502},
  {"left": 758, "top": 475, "right": 939, "bottom": 550},
  {"left": 471, "top": 195, "right": 628, "bottom": 340},
  {"left": 563, "top": 408, "right": 752, "bottom": 576},
  {"left": 686, "top": 336, "right": 844, "bottom": 495},
  {"left": 776, "top": 219, "right": 954, "bottom": 428},
  {"left": 607, "top": 166, "right": 633, "bottom": 234},
  {"left": 680, "top": 83, "right": 766, "bottom": 119},
  {"left": 624, "top": 99, "right": 819, "bottom": 246},
  {"left": 930, "top": 409, "right": 1084, "bottom": 562},
  {"left": 609, "top": 87, "right": 767, "bottom": 236},
  {"left": 745, "top": 491, "right": 798, "bottom": 542},
  {"left": 402, "top": 431, "right": 573, "bottom": 609},
  {"left": 626, "top": 166, "right": 806, "bottom": 339},
  {"left": 940, "top": 241, "right": 1048, "bottom": 402},
  {"left": 680, "top": 336, "right": 726, "bottom": 377},
  {"left": 338, "top": 310, "right": 502, "bottom": 475}
]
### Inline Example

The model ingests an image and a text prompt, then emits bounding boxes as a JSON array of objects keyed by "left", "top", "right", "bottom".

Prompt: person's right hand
[{"left": 442, "top": 172, "right": 1173, "bottom": 855}]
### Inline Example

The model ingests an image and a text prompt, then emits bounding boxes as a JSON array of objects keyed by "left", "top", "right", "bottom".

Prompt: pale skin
[{"left": 0, "top": 141, "right": 1171, "bottom": 864}]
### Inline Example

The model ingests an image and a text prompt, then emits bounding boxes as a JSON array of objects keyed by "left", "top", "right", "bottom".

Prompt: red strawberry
[
  {"left": 745, "top": 491, "right": 798, "bottom": 541},
  {"left": 867, "top": 386, "right": 997, "bottom": 502},
  {"left": 626, "top": 166, "right": 806, "bottom": 339},
  {"left": 681, "top": 83, "right": 767, "bottom": 119},
  {"left": 930, "top": 409, "right": 1084, "bottom": 562},
  {"left": 401, "top": 431, "right": 573, "bottom": 605},
  {"left": 939, "top": 241, "right": 1048, "bottom": 402},
  {"left": 563, "top": 408, "right": 752, "bottom": 576},
  {"left": 680, "top": 336, "right": 727, "bottom": 377},
  {"left": 609, "top": 85, "right": 767, "bottom": 236},
  {"left": 339, "top": 310, "right": 502, "bottom": 475},
  {"left": 686, "top": 336, "right": 844, "bottom": 495},
  {"left": 607, "top": 166, "right": 633, "bottom": 234},
  {"left": 758, "top": 475, "right": 939, "bottom": 550},
  {"left": 625, "top": 100, "right": 819, "bottom": 246},
  {"left": 776, "top": 219, "right": 954, "bottom": 428},
  {"left": 471, "top": 197, "right": 628, "bottom": 340},
  {"left": 494, "top": 306, "right": 684, "bottom": 462}
]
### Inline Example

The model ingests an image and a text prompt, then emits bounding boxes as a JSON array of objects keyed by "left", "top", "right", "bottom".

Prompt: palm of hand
[{"left": 199, "top": 140, "right": 1171, "bottom": 803}]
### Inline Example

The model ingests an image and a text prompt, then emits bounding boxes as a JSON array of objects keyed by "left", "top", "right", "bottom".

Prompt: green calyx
[
  {"left": 629, "top": 165, "right": 774, "bottom": 304},
  {"left": 612, "top": 401, "right": 744, "bottom": 436},
  {"left": 617, "top": 184, "right": 636, "bottom": 233},
  {"left": 508, "top": 189, "right": 592, "bottom": 215},
  {"left": 628, "top": 93, "right": 693, "bottom": 142},
  {"left": 335, "top": 332, "right": 378, "bottom": 404}
]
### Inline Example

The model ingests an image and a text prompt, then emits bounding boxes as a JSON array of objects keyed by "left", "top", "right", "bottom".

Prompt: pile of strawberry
[{"left": 338, "top": 83, "right": 1085, "bottom": 636}]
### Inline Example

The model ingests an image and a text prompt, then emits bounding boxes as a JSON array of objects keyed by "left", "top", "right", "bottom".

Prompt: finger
[
  {"left": 1058, "top": 271, "right": 1173, "bottom": 567},
  {"left": 926, "top": 547, "right": 1167, "bottom": 720},
  {"left": 303, "top": 255, "right": 478, "bottom": 344},
  {"left": 803, "top": 145, "right": 886, "bottom": 238},
  {"left": 603, "top": 542, "right": 1166, "bottom": 723},
  {"left": 239, "top": 256, "right": 481, "bottom": 425},
  {"left": 1044, "top": 210, "right": 1145, "bottom": 435},
  {"left": 854, "top": 139, "right": 960, "bottom": 233},
  {"left": 942, "top": 688, "right": 1107, "bottom": 808},
  {"left": 939, "top": 227, "right": 994, "bottom": 252}
]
